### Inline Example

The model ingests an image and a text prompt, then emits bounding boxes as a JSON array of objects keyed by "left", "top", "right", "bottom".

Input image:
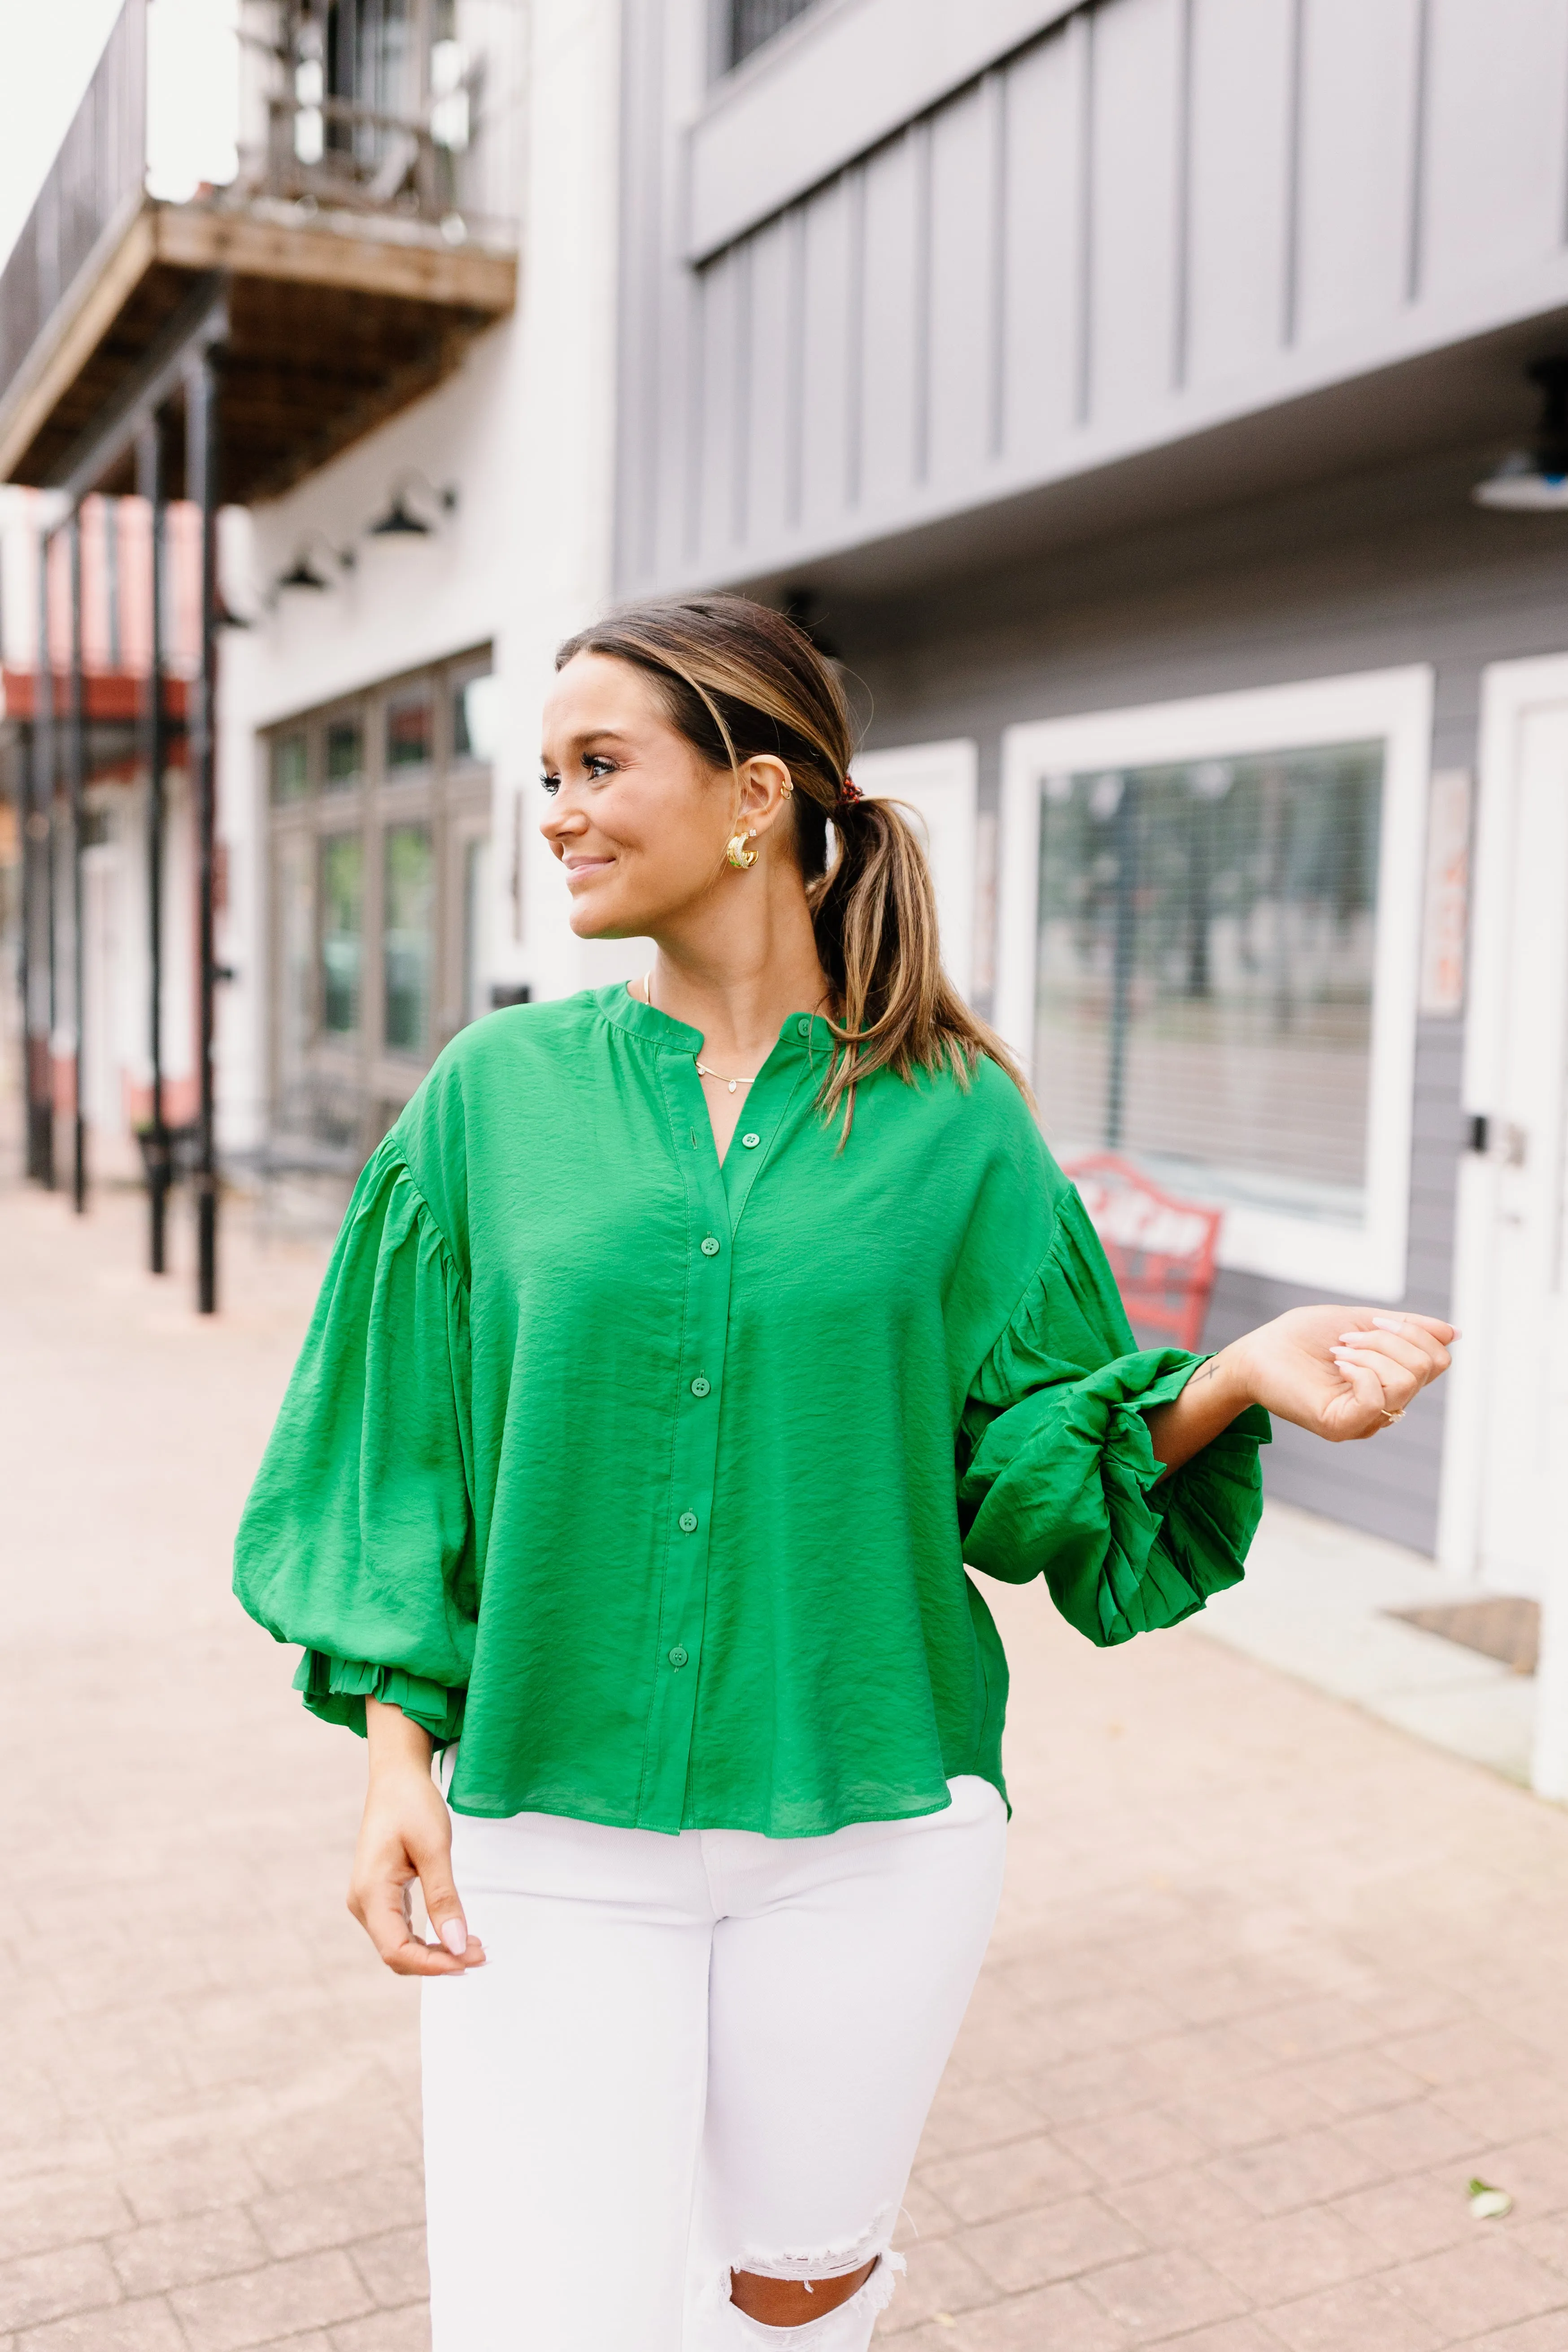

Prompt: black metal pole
[
  {"left": 20, "top": 577, "right": 39, "bottom": 1179},
  {"left": 15, "top": 715, "right": 30, "bottom": 1180},
  {"left": 32, "top": 532, "right": 56, "bottom": 1187},
  {"left": 187, "top": 348, "right": 220, "bottom": 1315},
  {"left": 137, "top": 416, "right": 169, "bottom": 1271},
  {"left": 68, "top": 506, "right": 88, "bottom": 1214}
]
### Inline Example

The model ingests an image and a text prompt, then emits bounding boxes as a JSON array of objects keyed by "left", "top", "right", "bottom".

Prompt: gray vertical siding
[{"left": 619, "top": 0, "right": 1568, "bottom": 600}]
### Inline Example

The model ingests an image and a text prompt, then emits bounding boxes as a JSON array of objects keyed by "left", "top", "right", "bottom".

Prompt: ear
[{"left": 735, "top": 755, "right": 795, "bottom": 843}]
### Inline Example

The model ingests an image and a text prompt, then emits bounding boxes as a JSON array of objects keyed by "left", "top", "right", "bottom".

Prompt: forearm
[
  {"left": 1142, "top": 1302, "right": 1456, "bottom": 1469},
  {"left": 1143, "top": 1342, "right": 1255, "bottom": 1477},
  {"left": 366, "top": 1692, "right": 434, "bottom": 1778}
]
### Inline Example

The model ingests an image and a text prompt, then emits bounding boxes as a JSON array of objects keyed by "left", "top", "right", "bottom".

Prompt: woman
[{"left": 235, "top": 598, "right": 1453, "bottom": 2350}]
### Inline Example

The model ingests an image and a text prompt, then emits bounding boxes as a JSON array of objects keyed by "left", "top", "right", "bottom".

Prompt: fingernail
[{"left": 439, "top": 1920, "right": 467, "bottom": 1957}]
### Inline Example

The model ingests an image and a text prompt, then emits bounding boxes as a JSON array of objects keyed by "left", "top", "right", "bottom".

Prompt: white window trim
[
  {"left": 997, "top": 667, "right": 1433, "bottom": 1301},
  {"left": 853, "top": 736, "right": 978, "bottom": 999}
]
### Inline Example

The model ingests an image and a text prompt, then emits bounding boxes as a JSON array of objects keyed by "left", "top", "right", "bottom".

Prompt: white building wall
[{"left": 216, "top": 0, "right": 632, "bottom": 1154}]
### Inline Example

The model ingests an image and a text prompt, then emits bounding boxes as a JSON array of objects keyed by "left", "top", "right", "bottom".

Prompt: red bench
[{"left": 1062, "top": 1154, "right": 1223, "bottom": 1353}]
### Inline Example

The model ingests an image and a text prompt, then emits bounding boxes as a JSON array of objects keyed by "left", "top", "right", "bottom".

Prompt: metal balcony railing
[
  {"left": 0, "top": 0, "right": 514, "bottom": 408},
  {"left": 0, "top": 0, "right": 148, "bottom": 405},
  {"left": 253, "top": 0, "right": 482, "bottom": 224},
  {"left": 727, "top": 0, "right": 819, "bottom": 71}
]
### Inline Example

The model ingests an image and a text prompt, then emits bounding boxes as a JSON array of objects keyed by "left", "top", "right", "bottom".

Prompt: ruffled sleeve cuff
[
  {"left": 960, "top": 1299, "right": 1271, "bottom": 1648},
  {"left": 1073, "top": 1353, "right": 1271, "bottom": 1643},
  {"left": 292, "top": 1651, "right": 466, "bottom": 1745}
]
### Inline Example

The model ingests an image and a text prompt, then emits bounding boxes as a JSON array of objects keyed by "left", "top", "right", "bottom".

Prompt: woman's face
[{"left": 540, "top": 651, "right": 784, "bottom": 939}]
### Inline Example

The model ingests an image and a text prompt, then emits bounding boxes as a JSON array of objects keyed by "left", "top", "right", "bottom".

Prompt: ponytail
[{"left": 555, "top": 595, "right": 1028, "bottom": 1135}]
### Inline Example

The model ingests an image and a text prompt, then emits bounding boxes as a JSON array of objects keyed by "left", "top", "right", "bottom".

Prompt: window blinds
[{"left": 1034, "top": 739, "right": 1384, "bottom": 1225}]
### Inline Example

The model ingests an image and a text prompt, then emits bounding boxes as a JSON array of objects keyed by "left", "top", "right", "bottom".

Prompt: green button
[
  {"left": 741, "top": 1132, "right": 760, "bottom": 1148},
  {"left": 700, "top": 1236, "right": 721, "bottom": 1257},
  {"left": 678, "top": 1510, "right": 698, "bottom": 1533},
  {"left": 796, "top": 1017, "right": 810, "bottom": 1038},
  {"left": 690, "top": 1376, "right": 711, "bottom": 1397},
  {"left": 668, "top": 1646, "right": 689, "bottom": 1668}
]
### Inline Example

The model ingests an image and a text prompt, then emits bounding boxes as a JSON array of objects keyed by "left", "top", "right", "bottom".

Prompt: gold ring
[{"left": 1379, "top": 1406, "right": 1405, "bottom": 1424}]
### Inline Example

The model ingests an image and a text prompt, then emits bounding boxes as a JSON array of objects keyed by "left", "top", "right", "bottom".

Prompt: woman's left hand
[{"left": 1231, "top": 1305, "right": 1456, "bottom": 1442}]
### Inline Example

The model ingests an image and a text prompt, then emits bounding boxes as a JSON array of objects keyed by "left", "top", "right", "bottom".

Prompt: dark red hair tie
[{"left": 837, "top": 778, "right": 864, "bottom": 807}]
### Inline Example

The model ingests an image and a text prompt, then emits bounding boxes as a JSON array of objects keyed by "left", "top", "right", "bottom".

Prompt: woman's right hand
[{"left": 348, "top": 1696, "right": 487, "bottom": 1976}]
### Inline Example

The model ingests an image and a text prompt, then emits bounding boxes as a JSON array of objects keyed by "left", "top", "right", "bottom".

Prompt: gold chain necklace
[{"left": 641, "top": 972, "right": 755, "bottom": 1094}]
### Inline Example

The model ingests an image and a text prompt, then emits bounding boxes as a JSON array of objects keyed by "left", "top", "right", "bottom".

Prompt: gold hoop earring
[{"left": 726, "top": 832, "right": 758, "bottom": 870}]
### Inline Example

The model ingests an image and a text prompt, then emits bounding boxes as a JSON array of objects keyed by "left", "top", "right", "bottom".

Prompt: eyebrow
[
  {"left": 552, "top": 728, "right": 635, "bottom": 756},
  {"left": 540, "top": 725, "right": 640, "bottom": 774}
]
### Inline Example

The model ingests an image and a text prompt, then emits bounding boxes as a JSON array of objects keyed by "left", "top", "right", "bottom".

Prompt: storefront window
[
  {"left": 383, "top": 823, "right": 434, "bottom": 1052},
  {"left": 272, "top": 733, "right": 309, "bottom": 804},
  {"left": 274, "top": 833, "right": 315, "bottom": 1087},
  {"left": 1035, "top": 742, "right": 1382, "bottom": 1225},
  {"left": 265, "top": 653, "right": 494, "bottom": 1137},
  {"left": 999, "top": 670, "right": 1431, "bottom": 1298},
  {"left": 324, "top": 717, "right": 363, "bottom": 790},
  {"left": 320, "top": 833, "right": 364, "bottom": 1034},
  {"left": 387, "top": 688, "right": 434, "bottom": 770}
]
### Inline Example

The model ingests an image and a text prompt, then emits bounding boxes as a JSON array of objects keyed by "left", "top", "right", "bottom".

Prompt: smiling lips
[{"left": 562, "top": 854, "right": 614, "bottom": 886}]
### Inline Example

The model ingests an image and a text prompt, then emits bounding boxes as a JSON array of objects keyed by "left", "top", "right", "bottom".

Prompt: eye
[
  {"left": 539, "top": 770, "right": 560, "bottom": 797},
  {"left": 584, "top": 753, "right": 616, "bottom": 780}
]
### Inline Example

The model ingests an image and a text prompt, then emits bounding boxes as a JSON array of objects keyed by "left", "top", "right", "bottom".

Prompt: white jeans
[{"left": 421, "top": 1770, "right": 1007, "bottom": 2350}]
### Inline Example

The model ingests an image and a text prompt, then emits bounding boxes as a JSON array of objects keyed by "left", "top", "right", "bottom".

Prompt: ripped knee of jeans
[{"left": 719, "top": 2208, "right": 906, "bottom": 2336}]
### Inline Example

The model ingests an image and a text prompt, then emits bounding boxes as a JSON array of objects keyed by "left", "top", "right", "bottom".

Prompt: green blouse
[{"left": 233, "top": 986, "right": 1268, "bottom": 1835}]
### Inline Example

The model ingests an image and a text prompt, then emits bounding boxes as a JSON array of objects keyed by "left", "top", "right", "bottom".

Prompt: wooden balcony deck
[{"left": 0, "top": 193, "right": 516, "bottom": 501}]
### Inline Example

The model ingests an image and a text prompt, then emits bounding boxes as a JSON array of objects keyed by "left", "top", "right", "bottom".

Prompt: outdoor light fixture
[
  {"left": 368, "top": 471, "right": 460, "bottom": 537},
  {"left": 275, "top": 551, "right": 331, "bottom": 591},
  {"left": 1474, "top": 359, "right": 1568, "bottom": 510},
  {"left": 270, "top": 532, "right": 357, "bottom": 602}
]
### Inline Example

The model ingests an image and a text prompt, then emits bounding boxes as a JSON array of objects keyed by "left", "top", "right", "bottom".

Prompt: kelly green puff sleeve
[
  {"left": 232, "top": 1134, "right": 477, "bottom": 1742},
  {"left": 957, "top": 1185, "right": 1270, "bottom": 1644}
]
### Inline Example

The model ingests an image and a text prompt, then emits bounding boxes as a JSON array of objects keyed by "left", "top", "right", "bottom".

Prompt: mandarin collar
[{"left": 594, "top": 984, "right": 835, "bottom": 1062}]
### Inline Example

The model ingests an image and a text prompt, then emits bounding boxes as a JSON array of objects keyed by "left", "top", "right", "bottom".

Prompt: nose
[{"left": 539, "top": 795, "right": 585, "bottom": 849}]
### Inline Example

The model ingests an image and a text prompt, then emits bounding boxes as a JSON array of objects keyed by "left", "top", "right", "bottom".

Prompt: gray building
[{"left": 616, "top": 0, "right": 1568, "bottom": 1612}]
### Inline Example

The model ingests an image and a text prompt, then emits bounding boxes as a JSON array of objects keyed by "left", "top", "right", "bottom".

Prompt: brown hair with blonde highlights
[{"left": 555, "top": 594, "right": 1027, "bottom": 1133}]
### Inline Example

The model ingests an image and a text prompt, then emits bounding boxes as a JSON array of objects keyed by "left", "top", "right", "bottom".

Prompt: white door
[
  {"left": 1473, "top": 699, "right": 1568, "bottom": 1593},
  {"left": 1442, "top": 658, "right": 1568, "bottom": 1794}
]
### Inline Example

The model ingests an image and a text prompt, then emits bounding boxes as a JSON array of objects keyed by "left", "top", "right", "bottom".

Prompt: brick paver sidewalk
[{"left": 4, "top": 1176, "right": 1568, "bottom": 2352}]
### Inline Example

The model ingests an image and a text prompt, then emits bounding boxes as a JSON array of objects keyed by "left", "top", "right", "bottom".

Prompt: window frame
[
  {"left": 852, "top": 737, "right": 978, "bottom": 1000},
  {"left": 261, "top": 646, "right": 494, "bottom": 1141},
  {"left": 997, "top": 666, "right": 1434, "bottom": 1301}
]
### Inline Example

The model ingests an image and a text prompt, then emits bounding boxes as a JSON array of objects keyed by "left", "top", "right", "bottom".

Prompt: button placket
[
  {"left": 635, "top": 1020, "right": 817, "bottom": 1831},
  {"left": 637, "top": 1056, "right": 735, "bottom": 1831},
  {"left": 719, "top": 1052, "right": 812, "bottom": 1230}
]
